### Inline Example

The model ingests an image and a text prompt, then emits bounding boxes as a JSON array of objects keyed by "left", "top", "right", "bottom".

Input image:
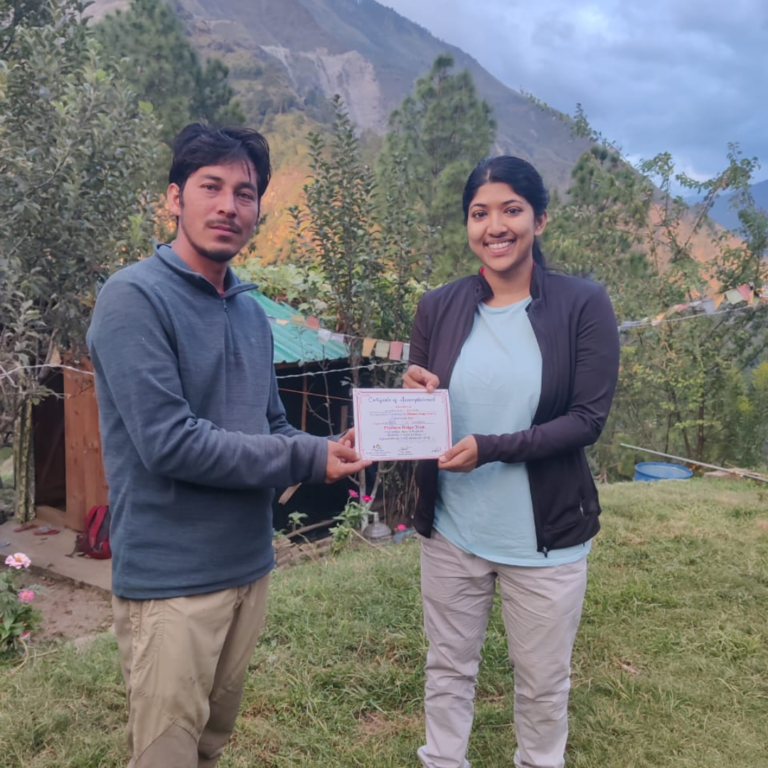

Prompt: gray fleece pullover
[{"left": 87, "top": 245, "right": 328, "bottom": 599}]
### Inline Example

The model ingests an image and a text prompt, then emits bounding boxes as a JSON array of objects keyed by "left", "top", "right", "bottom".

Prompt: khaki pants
[
  {"left": 418, "top": 532, "right": 587, "bottom": 768},
  {"left": 113, "top": 575, "right": 269, "bottom": 768}
]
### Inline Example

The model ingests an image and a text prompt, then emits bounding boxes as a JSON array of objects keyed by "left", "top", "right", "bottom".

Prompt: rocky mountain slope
[{"left": 91, "top": 0, "right": 590, "bottom": 191}]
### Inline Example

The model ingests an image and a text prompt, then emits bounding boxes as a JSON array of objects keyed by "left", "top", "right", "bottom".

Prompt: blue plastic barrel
[{"left": 633, "top": 461, "right": 693, "bottom": 482}]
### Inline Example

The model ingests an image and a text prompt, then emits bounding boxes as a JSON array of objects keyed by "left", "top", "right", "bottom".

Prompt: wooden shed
[
  {"left": 33, "top": 360, "right": 108, "bottom": 532},
  {"left": 32, "top": 290, "right": 356, "bottom": 532}
]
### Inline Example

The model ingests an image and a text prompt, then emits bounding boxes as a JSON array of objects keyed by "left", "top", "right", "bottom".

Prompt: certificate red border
[{"left": 352, "top": 388, "right": 452, "bottom": 461}]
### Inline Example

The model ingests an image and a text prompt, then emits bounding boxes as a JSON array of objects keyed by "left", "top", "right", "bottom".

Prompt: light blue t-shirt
[{"left": 434, "top": 297, "right": 591, "bottom": 566}]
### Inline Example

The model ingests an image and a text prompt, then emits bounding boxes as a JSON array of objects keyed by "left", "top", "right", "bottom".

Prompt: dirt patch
[
  {"left": 755, "top": 520, "right": 768, "bottom": 532},
  {"left": 356, "top": 711, "right": 404, "bottom": 740},
  {"left": 18, "top": 571, "right": 113, "bottom": 644}
]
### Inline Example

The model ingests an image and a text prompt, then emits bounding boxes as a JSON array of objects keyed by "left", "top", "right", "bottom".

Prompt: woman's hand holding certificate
[
  {"left": 436, "top": 435, "right": 479, "bottom": 472},
  {"left": 402, "top": 364, "right": 440, "bottom": 392}
]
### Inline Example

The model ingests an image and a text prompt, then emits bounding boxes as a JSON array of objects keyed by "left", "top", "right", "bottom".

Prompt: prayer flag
[
  {"left": 737, "top": 285, "right": 753, "bottom": 304},
  {"left": 389, "top": 341, "right": 403, "bottom": 361}
]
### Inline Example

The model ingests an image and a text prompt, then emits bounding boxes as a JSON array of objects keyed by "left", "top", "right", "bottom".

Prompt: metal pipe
[{"left": 619, "top": 443, "right": 768, "bottom": 483}]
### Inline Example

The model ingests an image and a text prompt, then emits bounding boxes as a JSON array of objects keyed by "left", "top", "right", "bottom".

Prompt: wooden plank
[
  {"left": 81, "top": 368, "right": 108, "bottom": 516},
  {"left": 63, "top": 367, "right": 86, "bottom": 530},
  {"left": 64, "top": 361, "right": 108, "bottom": 531}
]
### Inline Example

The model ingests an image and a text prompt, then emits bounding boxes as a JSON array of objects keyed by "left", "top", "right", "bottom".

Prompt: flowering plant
[
  {"left": 330, "top": 490, "right": 375, "bottom": 553},
  {"left": 337, "top": 489, "right": 373, "bottom": 527},
  {"left": 1, "top": 552, "right": 42, "bottom": 653},
  {"left": 346, "top": 490, "right": 373, "bottom": 504}
]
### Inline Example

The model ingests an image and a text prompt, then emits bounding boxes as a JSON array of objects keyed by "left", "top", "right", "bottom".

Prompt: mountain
[
  {"left": 705, "top": 180, "right": 768, "bottom": 231},
  {"left": 89, "top": 0, "right": 590, "bottom": 192},
  {"left": 86, "top": 0, "right": 741, "bottom": 272}
]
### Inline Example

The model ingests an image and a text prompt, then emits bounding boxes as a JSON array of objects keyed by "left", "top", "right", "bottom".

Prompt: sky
[{"left": 381, "top": 0, "right": 768, "bottom": 183}]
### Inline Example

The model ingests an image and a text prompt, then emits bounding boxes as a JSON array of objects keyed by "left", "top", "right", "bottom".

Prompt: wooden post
[
  {"left": 13, "top": 398, "right": 35, "bottom": 523},
  {"left": 340, "top": 405, "right": 349, "bottom": 432},
  {"left": 64, "top": 360, "right": 108, "bottom": 530}
]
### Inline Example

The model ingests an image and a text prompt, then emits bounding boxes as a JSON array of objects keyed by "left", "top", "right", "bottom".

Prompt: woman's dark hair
[
  {"left": 462, "top": 156, "right": 549, "bottom": 266},
  {"left": 168, "top": 123, "right": 272, "bottom": 201}
]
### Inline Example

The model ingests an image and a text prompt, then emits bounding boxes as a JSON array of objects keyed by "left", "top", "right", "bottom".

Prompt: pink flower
[
  {"left": 5, "top": 553, "right": 31, "bottom": 570},
  {"left": 18, "top": 589, "right": 35, "bottom": 604},
  {"left": 348, "top": 490, "right": 359, "bottom": 499},
  {"left": 363, "top": 495, "right": 373, "bottom": 503},
  {"left": 397, "top": 524, "right": 407, "bottom": 531}
]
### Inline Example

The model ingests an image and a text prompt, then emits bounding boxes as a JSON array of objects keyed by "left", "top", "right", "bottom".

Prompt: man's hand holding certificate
[{"left": 353, "top": 389, "right": 452, "bottom": 461}]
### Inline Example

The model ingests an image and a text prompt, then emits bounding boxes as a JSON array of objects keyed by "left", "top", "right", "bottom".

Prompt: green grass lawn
[{"left": 1, "top": 480, "right": 767, "bottom": 767}]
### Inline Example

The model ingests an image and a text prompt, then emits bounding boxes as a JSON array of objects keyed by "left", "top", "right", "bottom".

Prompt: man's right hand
[
  {"left": 403, "top": 365, "right": 440, "bottom": 392},
  {"left": 325, "top": 441, "right": 372, "bottom": 483}
]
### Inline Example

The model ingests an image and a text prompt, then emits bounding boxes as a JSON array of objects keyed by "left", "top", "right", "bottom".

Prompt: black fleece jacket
[{"left": 409, "top": 264, "right": 620, "bottom": 554}]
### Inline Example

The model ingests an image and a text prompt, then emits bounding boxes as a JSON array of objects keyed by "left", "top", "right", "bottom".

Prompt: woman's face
[{"left": 466, "top": 182, "right": 547, "bottom": 278}]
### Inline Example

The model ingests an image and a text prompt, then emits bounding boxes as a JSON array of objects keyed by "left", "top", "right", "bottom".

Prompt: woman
[{"left": 404, "top": 156, "right": 620, "bottom": 768}]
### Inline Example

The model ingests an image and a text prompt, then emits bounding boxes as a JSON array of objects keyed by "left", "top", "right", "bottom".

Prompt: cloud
[{"left": 381, "top": 0, "right": 768, "bottom": 181}]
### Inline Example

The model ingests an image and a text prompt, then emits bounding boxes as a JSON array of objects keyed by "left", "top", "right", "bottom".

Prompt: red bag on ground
[{"left": 75, "top": 505, "right": 112, "bottom": 559}]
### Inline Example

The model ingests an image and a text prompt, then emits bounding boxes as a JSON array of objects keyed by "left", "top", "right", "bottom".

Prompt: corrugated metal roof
[{"left": 247, "top": 291, "right": 349, "bottom": 365}]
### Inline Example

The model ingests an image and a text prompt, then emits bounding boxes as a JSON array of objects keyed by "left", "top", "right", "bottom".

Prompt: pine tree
[
  {"left": 379, "top": 54, "right": 496, "bottom": 284},
  {"left": 96, "top": 0, "right": 244, "bottom": 145},
  {"left": 288, "top": 96, "right": 424, "bottom": 510}
]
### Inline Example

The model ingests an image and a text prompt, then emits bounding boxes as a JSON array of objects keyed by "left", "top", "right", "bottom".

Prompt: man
[{"left": 87, "top": 123, "right": 370, "bottom": 767}]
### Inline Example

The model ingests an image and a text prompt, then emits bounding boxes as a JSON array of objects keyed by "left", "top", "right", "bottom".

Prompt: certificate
[{"left": 353, "top": 388, "right": 452, "bottom": 461}]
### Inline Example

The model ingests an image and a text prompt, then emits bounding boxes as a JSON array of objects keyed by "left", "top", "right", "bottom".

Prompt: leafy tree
[
  {"left": 0, "top": 0, "right": 48, "bottom": 55},
  {"left": 716, "top": 362, "right": 768, "bottom": 469},
  {"left": 544, "top": 115, "right": 768, "bottom": 476},
  {"left": 0, "top": 0, "right": 161, "bottom": 519},
  {"left": 289, "top": 96, "right": 425, "bottom": 518},
  {"left": 379, "top": 54, "right": 496, "bottom": 284},
  {"left": 233, "top": 260, "right": 331, "bottom": 318},
  {"left": 95, "top": 0, "right": 244, "bottom": 145}
]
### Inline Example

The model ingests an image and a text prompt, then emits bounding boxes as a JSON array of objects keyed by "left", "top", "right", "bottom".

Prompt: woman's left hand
[{"left": 438, "top": 436, "right": 479, "bottom": 473}]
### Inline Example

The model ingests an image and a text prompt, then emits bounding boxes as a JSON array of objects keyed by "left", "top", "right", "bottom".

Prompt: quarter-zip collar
[{"left": 154, "top": 243, "right": 258, "bottom": 298}]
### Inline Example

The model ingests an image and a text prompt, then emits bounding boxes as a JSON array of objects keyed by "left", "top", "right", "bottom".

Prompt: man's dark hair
[{"left": 168, "top": 124, "right": 272, "bottom": 201}]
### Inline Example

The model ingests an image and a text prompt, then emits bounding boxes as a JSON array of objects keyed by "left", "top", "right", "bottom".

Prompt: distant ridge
[{"left": 90, "top": 0, "right": 591, "bottom": 190}]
